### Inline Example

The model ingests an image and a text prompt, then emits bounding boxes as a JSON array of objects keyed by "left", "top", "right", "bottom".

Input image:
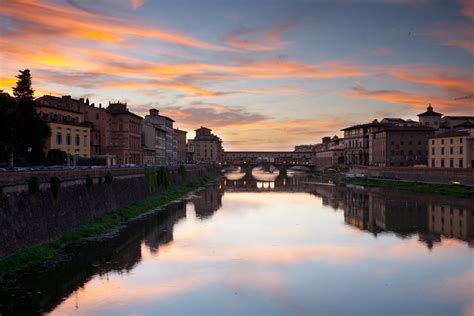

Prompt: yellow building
[
  {"left": 428, "top": 128, "right": 474, "bottom": 168},
  {"left": 35, "top": 95, "right": 91, "bottom": 158}
]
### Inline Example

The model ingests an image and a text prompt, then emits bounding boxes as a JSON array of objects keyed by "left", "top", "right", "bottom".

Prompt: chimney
[
  {"left": 99, "top": 103, "right": 102, "bottom": 109},
  {"left": 79, "top": 98, "right": 84, "bottom": 103}
]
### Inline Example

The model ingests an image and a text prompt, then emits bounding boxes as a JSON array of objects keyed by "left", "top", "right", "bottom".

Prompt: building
[
  {"left": 341, "top": 120, "right": 389, "bottom": 166},
  {"left": 174, "top": 128, "right": 187, "bottom": 164},
  {"left": 107, "top": 102, "right": 143, "bottom": 165},
  {"left": 144, "top": 109, "right": 176, "bottom": 165},
  {"left": 35, "top": 95, "right": 91, "bottom": 159},
  {"left": 78, "top": 99, "right": 110, "bottom": 156},
  {"left": 142, "top": 123, "right": 167, "bottom": 166},
  {"left": 191, "top": 127, "right": 223, "bottom": 163},
  {"left": 187, "top": 139, "right": 195, "bottom": 163},
  {"left": 428, "top": 129, "right": 474, "bottom": 168},
  {"left": 314, "top": 136, "right": 345, "bottom": 170},
  {"left": 417, "top": 104, "right": 443, "bottom": 128},
  {"left": 372, "top": 126, "right": 435, "bottom": 167}
]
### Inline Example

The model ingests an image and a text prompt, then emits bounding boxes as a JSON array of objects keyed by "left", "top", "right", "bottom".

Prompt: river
[{"left": 0, "top": 168, "right": 473, "bottom": 315}]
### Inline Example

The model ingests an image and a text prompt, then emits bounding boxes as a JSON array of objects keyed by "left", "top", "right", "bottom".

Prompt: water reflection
[{"left": 0, "top": 175, "right": 472, "bottom": 315}]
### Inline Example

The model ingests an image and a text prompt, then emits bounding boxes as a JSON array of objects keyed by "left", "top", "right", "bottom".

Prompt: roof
[
  {"left": 454, "top": 121, "right": 474, "bottom": 128},
  {"left": 340, "top": 121, "right": 388, "bottom": 131},
  {"left": 196, "top": 126, "right": 212, "bottom": 131},
  {"left": 417, "top": 105, "right": 443, "bottom": 117},
  {"left": 373, "top": 126, "right": 435, "bottom": 134},
  {"left": 429, "top": 130, "right": 470, "bottom": 139},
  {"left": 444, "top": 116, "right": 474, "bottom": 121},
  {"left": 35, "top": 95, "right": 83, "bottom": 114}
]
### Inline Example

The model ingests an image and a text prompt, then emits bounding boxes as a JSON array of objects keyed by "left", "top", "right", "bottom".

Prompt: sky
[{"left": 0, "top": 0, "right": 473, "bottom": 150}]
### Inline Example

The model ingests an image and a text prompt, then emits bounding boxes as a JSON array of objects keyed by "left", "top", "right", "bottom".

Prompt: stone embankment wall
[
  {"left": 0, "top": 165, "right": 217, "bottom": 259},
  {"left": 349, "top": 166, "right": 474, "bottom": 185}
]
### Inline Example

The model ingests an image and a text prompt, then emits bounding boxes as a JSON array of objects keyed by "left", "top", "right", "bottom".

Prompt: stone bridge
[{"left": 223, "top": 151, "right": 314, "bottom": 168}]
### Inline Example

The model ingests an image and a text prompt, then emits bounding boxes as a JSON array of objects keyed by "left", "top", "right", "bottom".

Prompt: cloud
[
  {"left": 222, "top": 13, "right": 302, "bottom": 51},
  {"left": 345, "top": 86, "right": 469, "bottom": 112},
  {"left": 131, "top": 0, "right": 145, "bottom": 10},
  {"left": 133, "top": 102, "right": 269, "bottom": 128},
  {"left": 0, "top": 0, "right": 229, "bottom": 51},
  {"left": 421, "top": 22, "right": 474, "bottom": 55},
  {"left": 460, "top": 0, "right": 474, "bottom": 19}
]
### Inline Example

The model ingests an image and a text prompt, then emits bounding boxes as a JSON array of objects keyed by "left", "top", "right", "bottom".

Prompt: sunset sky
[{"left": 1, "top": 0, "right": 473, "bottom": 150}]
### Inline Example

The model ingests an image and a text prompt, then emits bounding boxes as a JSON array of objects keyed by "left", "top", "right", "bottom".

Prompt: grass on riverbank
[
  {"left": 0, "top": 173, "right": 221, "bottom": 280},
  {"left": 311, "top": 171, "right": 474, "bottom": 198}
]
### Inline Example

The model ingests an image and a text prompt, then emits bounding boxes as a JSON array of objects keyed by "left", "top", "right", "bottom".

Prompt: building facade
[
  {"left": 174, "top": 128, "right": 188, "bottom": 164},
  {"left": 35, "top": 96, "right": 91, "bottom": 158},
  {"left": 144, "top": 109, "right": 176, "bottom": 165},
  {"left": 428, "top": 129, "right": 474, "bottom": 168},
  {"left": 191, "top": 127, "right": 223, "bottom": 163},
  {"left": 107, "top": 102, "right": 143, "bottom": 165},
  {"left": 372, "top": 126, "right": 435, "bottom": 167},
  {"left": 314, "top": 136, "right": 345, "bottom": 170}
]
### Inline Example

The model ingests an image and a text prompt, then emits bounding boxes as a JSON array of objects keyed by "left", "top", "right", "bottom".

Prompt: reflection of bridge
[{"left": 223, "top": 151, "right": 314, "bottom": 168}]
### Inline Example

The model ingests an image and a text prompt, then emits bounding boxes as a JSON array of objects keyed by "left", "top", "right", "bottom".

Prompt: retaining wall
[
  {"left": 349, "top": 166, "right": 474, "bottom": 185},
  {"left": 0, "top": 165, "right": 217, "bottom": 259}
]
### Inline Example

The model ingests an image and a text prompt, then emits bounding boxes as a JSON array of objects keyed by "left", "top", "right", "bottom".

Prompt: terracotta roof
[{"left": 340, "top": 122, "right": 389, "bottom": 131}]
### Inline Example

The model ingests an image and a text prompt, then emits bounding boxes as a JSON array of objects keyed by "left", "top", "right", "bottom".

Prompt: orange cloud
[
  {"left": 131, "top": 0, "right": 145, "bottom": 10},
  {"left": 0, "top": 0, "right": 228, "bottom": 51},
  {"left": 346, "top": 86, "right": 468, "bottom": 112}
]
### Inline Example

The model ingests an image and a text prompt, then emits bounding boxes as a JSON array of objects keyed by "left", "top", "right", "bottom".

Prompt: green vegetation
[
  {"left": 28, "top": 176, "right": 40, "bottom": 194},
  {"left": 157, "top": 167, "right": 171, "bottom": 187},
  {"left": 0, "top": 172, "right": 221, "bottom": 280},
  {"left": 50, "top": 176, "right": 61, "bottom": 200},
  {"left": 105, "top": 171, "right": 113, "bottom": 184},
  {"left": 144, "top": 168, "right": 158, "bottom": 191},
  {"left": 178, "top": 164, "right": 187, "bottom": 179},
  {"left": 311, "top": 171, "right": 474, "bottom": 198},
  {"left": 85, "top": 176, "right": 93, "bottom": 191}
]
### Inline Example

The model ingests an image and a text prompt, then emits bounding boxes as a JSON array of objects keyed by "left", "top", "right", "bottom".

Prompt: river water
[{"left": 0, "top": 169, "right": 473, "bottom": 315}]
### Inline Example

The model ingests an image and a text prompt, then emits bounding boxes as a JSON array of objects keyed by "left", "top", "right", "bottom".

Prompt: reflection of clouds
[
  {"left": 431, "top": 268, "right": 474, "bottom": 301},
  {"left": 53, "top": 274, "right": 212, "bottom": 314},
  {"left": 150, "top": 244, "right": 367, "bottom": 265},
  {"left": 226, "top": 270, "right": 307, "bottom": 314}
]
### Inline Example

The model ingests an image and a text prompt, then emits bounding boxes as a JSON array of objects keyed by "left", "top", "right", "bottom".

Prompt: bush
[
  {"left": 178, "top": 165, "right": 187, "bottom": 178},
  {"left": 98, "top": 176, "right": 103, "bottom": 185},
  {"left": 85, "top": 175, "right": 93, "bottom": 191},
  {"left": 105, "top": 172, "right": 113, "bottom": 184},
  {"left": 157, "top": 167, "right": 171, "bottom": 188},
  {"left": 144, "top": 168, "right": 158, "bottom": 191},
  {"left": 28, "top": 176, "right": 40, "bottom": 194},
  {"left": 50, "top": 177, "right": 61, "bottom": 200}
]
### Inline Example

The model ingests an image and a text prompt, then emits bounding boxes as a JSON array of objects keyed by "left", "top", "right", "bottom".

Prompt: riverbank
[
  {"left": 0, "top": 172, "right": 221, "bottom": 280},
  {"left": 310, "top": 171, "right": 474, "bottom": 198}
]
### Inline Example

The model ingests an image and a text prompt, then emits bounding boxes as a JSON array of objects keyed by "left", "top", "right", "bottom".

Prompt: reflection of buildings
[
  {"left": 315, "top": 186, "right": 473, "bottom": 249},
  {"left": 194, "top": 182, "right": 224, "bottom": 219},
  {"left": 143, "top": 202, "right": 187, "bottom": 252},
  {"left": 0, "top": 200, "right": 189, "bottom": 314}
]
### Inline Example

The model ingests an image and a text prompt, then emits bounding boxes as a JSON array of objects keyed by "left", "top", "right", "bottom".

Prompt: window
[
  {"left": 441, "top": 159, "right": 445, "bottom": 167},
  {"left": 56, "top": 132, "right": 62, "bottom": 145},
  {"left": 431, "top": 159, "right": 435, "bottom": 167},
  {"left": 460, "top": 146, "right": 463, "bottom": 154},
  {"left": 431, "top": 148, "right": 435, "bottom": 155},
  {"left": 76, "top": 135, "right": 80, "bottom": 146},
  {"left": 450, "top": 159, "right": 454, "bottom": 168},
  {"left": 459, "top": 159, "right": 463, "bottom": 168},
  {"left": 441, "top": 139, "right": 444, "bottom": 145},
  {"left": 450, "top": 147, "right": 453, "bottom": 155},
  {"left": 460, "top": 138, "right": 463, "bottom": 143},
  {"left": 450, "top": 138, "right": 453, "bottom": 144},
  {"left": 84, "top": 135, "right": 88, "bottom": 147},
  {"left": 431, "top": 140, "right": 435, "bottom": 145},
  {"left": 401, "top": 141, "right": 404, "bottom": 145},
  {"left": 66, "top": 133, "right": 71, "bottom": 145},
  {"left": 441, "top": 147, "right": 445, "bottom": 155}
]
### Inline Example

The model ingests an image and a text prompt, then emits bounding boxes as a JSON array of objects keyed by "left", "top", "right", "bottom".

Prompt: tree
[
  {"left": 12, "top": 69, "right": 35, "bottom": 105},
  {"left": 0, "top": 91, "right": 20, "bottom": 167},
  {"left": 46, "top": 149, "right": 68, "bottom": 165},
  {"left": 12, "top": 69, "right": 50, "bottom": 165}
]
